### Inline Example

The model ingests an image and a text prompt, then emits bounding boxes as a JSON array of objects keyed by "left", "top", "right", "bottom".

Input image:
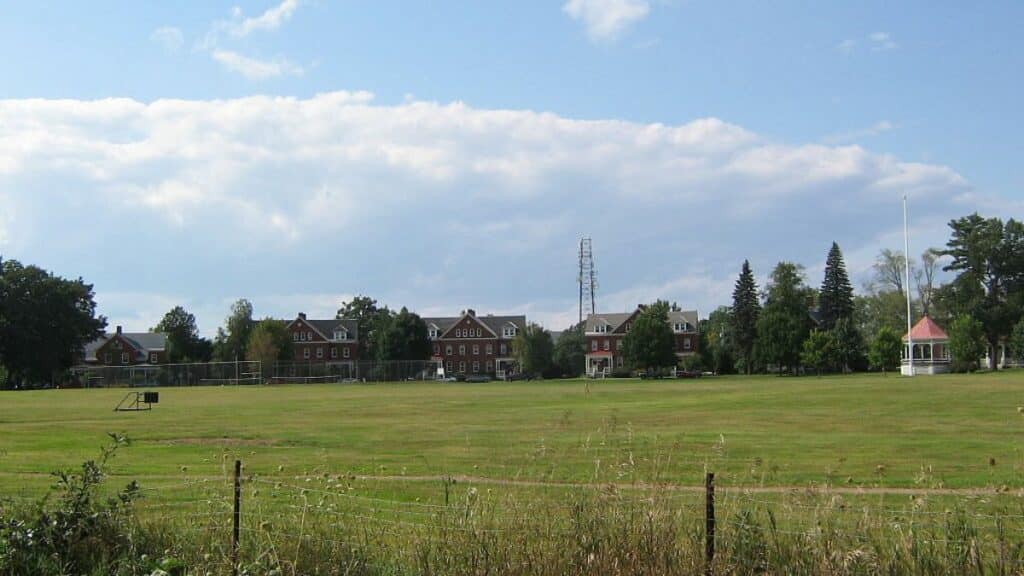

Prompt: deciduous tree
[
  {"left": 622, "top": 301, "right": 678, "bottom": 375},
  {"left": 154, "top": 305, "right": 210, "bottom": 362},
  {"left": 514, "top": 323, "right": 555, "bottom": 377},
  {"left": 868, "top": 326, "right": 902, "bottom": 375},
  {"left": 552, "top": 323, "right": 586, "bottom": 377},
  {"left": 801, "top": 330, "right": 839, "bottom": 376},
  {"left": 947, "top": 315, "right": 987, "bottom": 373},
  {"left": 213, "top": 299, "right": 255, "bottom": 361},
  {"left": 375, "top": 307, "right": 431, "bottom": 362}
]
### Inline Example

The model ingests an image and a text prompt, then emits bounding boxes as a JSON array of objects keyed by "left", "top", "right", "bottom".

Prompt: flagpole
[{"left": 903, "top": 194, "right": 914, "bottom": 376}]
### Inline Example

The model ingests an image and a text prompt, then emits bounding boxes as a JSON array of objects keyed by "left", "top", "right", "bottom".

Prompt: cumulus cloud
[
  {"left": 150, "top": 26, "right": 184, "bottom": 53},
  {"left": 0, "top": 92, "right": 982, "bottom": 331},
  {"left": 563, "top": 0, "right": 650, "bottom": 41},
  {"left": 823, "top": 121, "right": 896, "bottom": 145},
  {"left": 211, "top": 50, "right": 304, "bottom": 79}
]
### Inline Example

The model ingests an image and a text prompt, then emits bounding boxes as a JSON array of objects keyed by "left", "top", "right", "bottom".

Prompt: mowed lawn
[{"left": 0, "top": 371, "right": 1022, "bottom": 497}]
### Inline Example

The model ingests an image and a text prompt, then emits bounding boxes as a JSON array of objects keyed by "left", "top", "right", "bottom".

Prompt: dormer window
[
  {"left": 334, "top": 330, "right": 348, "bottom": 341},
  {"left": 429, "top": 328, "right": 438, "bottom": 339},
  {"left": 595, "top": 324, "right": 607, "bottom": 334},
  {"left": 503, "top": 325, "right": 517, "bottom": 338},
  {"left": 673, "top": 322, "right": 691, "bottom": 333}
]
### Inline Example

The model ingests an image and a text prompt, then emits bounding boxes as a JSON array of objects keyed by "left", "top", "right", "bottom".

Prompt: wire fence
[{"left": 68, "top": 361, "right": 262, "bottom": 388}]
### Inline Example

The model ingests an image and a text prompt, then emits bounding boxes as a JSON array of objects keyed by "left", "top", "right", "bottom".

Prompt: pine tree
[
  {"left": 819, "top": 242, "right": 855, "bottom": 330},
  {"left": 730, "top": 260, "right": 761, "bottom": 374}
]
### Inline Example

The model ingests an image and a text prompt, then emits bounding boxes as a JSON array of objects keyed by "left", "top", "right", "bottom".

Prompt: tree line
[{"left": 699, "top": 213, "right": 1024, "bottom": 375}]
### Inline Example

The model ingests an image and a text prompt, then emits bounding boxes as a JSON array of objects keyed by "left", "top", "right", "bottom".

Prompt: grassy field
[
  {"left": 3, "top": 371, "right": 1024, "bottom": 574},
  {"left": 1, "top": 370, "right": 1022, "bottom": 495}
]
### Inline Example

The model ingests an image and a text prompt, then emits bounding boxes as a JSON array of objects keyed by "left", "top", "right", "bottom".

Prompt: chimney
[
  {"left": 298, "top": 312, "right": 306, "bottom": 320},
  {"left": 467, "top": 308, "right": 476, "bottom": 317},
  {"left": 116, "top": 325, "right": 122, "bottom": 335}
]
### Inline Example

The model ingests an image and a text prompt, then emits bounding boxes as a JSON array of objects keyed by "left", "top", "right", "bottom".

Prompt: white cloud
[
  {"left": 563, "top": 0, "right": 650, "bottom": 41},
  {"left": 230, "top": 0, "right": 300, "bottom": 37},
  {"left": 838, "top": 32, "right": 897, "bottom": 54},
  {"left": 150, "top": 26, "right": 184, "bottom": 53},
  {"left": 869, "top": 31, "right": 898, "bottom": 51},
  {"left": 0, "top": 92, "right": 987, "bottom": 332},
  {"left": 823, "top": 120, "right": 896, "bottom": 144},
  {"left": 211, "top": 50, "right": 304, "bottom": 79}
]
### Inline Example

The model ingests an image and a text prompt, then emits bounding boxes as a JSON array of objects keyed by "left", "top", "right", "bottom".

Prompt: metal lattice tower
[{"left": 578, "top": 237, "right": 597, "bottom": 324}]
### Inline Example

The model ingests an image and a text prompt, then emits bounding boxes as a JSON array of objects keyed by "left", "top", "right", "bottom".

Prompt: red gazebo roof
[{"left": 903, "top": 316, "right": 948, "bottom": 341}]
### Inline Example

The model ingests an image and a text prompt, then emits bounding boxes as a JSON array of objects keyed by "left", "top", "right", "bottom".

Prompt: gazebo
[{"left": 901, "top": 316, "right": 951, "bottom": 375}]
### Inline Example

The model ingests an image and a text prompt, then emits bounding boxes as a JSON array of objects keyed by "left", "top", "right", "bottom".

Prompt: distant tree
[
  {"left": 337, "top": 295, "right": 393, "bottom": 360},
  {"left": 703, "top": 306, "right": 735, "bottom": 374},
  {"left": 552, "top": 323, "right": 586, "bottom": 377},
  {"left": 0, "top": 258, "right": 106, "bottom": 387},
  {"left": 947, "top": 315, "right": 987, "bottom": 373},
  {"left": 871, "top": 249, "right": 909, "bottom": 298},
  {"left": 854, "top": 292, "right": 908, "bottom": 346},
  {"left": 730, "top": 260, "right": 760, "bottom": 374},
  {"left": 819, "top": 242, "right": 855, "bottom": 330},
  {"left": 375, "top": 307, "right": 431, "bottom": 362},
  {"left": 514, "top": 323, "right": 555, "bottom": 377},
  {"left": 154, "top": 305, "right": 205, "bottom": 362},
  {"left": 801, "top": 330, "right": 839, "bottom": 376},
  {"left": 1009, "top": 319, "right": 1024, "bottom": 366},
  {"left": 756, "top": 262, "right": 813, "bottom": 374},
  {"left": 868, "top": 326, "right": 903, "bottom": 375},
  {"left": 914, "top": 249, "right": 942, "bottom": 317},
  {"left": 832, "top": 317, "right": 866, "bottom": 372},
  {"left": 622, "top": 301, "right": 678, "bottom": 375},
  {"left": 245, "top": 321, "right": 281, "bottom": 374},
  {"left": 939, "top": 214, "right": 1024, "bottom": 370},
  {"left": 213, "top": 299, "right": 255, "bottom": 361}
]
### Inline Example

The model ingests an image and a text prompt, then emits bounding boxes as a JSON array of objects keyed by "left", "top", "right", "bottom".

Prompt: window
[
  {"left": 303, "top": 348, "right": 310, "bottom": 359},
  {"left": 472, "top": 361, "right": 480, "bottom": 373},
  {"left": 616, "top": 340, "right": 623, "bottom": 350},
  {"left": 446, "top": 345, "right": 453, "bottom": 355},
  {"left": 684, "top": 338, "right": 692, "bottom": 350},
  {"left": 603, "top": 340, "right": 610, "bottom": 351},
  {"left": 429, "top": 328, "right": 438, "bottom": 339},
  {"left": 334, "top": 330, "right": 347, "bottom": 341},
  {"left": 121, "top": 352, "right": 130, "bottom": 363},
  {"left": 459, "top": 345, "right": 466, "bottom": 355},
  {"left": 307, "top": 331, "right": 314, "bottom": 341},
  {"left": 617, "top": 356, "right": 624, "bottom": 367},
  {"left": 591, "top": 340, "right": 598, "bottom": 351},
  {"left": 150, "top": 353, "right": 158, "bottom": 363},
  {"left": 459, "top": 361, "right": 466, "bottom": 373},
  {"left": 486, "top": 344, "right": 493, "bottom": 355},
  {"left": 104, "top": 353, "right": 111, "bottom": 364},
  {"left": 293, "top": 332, "right": 299, "bottom": 341},
  {"left": 343, "top": 347, "right": 350, "bottom": 358},
  {"left": 486, "top": 360, "right": 493, "bottom": 372},
  {"left": 446, "top": 361, "right": 453, "bottom": 372},
  {"left": 433, "top": 344, "right": 440, "bottom": 355},
  {"left": 477, "top": 328, "right": 482, "bottom": 337},
  {"left": 316, "top": 347, "right": 324, "bottom": 359},
  {"left": 500, "top": 343, "right": 507, "bottom": 355},
  {"left": 595, "top": 324, "right": 606, "bottom": 334},
  {"left": 503, "top": 326, "right": 517, "bottom": 338},
  {"left": 331, "top": 347, "right": 338, "bottom": 359},
  {"left": 299, "top": 332, "right": 306, "bottom": 342},
  {"left": 472, "top": 345, "right": 479, "bottom": 355}
]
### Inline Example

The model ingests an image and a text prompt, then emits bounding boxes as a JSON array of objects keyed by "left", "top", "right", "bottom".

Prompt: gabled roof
[
  {"left": 904, "top": 316, "right": 948, "bottom": 341},
  {"left": 585, "top": 308, "right": 698, "bottom": 333},
  {"left": 307, "top": 319, "right": 359, "bottom": 341},
  {"left": 422, "top": 312, "right": 527, "bottom": 338},
  {"left": 83, "top": 332, "right": 167, "bottom": 362}
]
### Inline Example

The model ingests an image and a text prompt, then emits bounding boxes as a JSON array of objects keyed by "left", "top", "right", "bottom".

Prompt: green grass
[{"left": 1, "top": 371, "right": 1022, "bottom": 498}]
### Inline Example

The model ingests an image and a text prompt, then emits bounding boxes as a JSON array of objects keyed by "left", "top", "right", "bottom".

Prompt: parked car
[
  {"left": 438, "top": 376, "right": 458, "bottom": 382},
  {"left": 505, "top": 372, "right": 533, "bottom": 381},
  {"left": 465, "top": 374, "right": 492, "bottom": 383}
]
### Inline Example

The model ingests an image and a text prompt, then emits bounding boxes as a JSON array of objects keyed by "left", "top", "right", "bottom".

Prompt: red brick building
[
  {"left": 423, "top": 309, "right": 526, "bottom": 378},
  {"left": 584, "top": 307, "right": 698, "bottom": 376},
  {"left": 285, "top": 313, "right": 359, "bottom": 369},
  {"left": 83, "top": 326, "right": 168, "bottom": 366}
]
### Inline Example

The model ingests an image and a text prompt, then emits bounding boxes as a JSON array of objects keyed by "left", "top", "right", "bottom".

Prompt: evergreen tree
[
  {"left": 730, "top": 260, "right": 760, "bottom": 374},
  {"left": 819, "top": 242, "right": 855, "bottom": 330},
  {"left": 552, "top": 323, "right": 586, "bottom": 377}
]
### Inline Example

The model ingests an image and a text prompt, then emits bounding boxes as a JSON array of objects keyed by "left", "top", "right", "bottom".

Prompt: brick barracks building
[
  {"left": 285, "top": 312, "right": 360, "bottom": 371},
  {"left": 422, "top": 309, "right": 526, "bottom": 378},
  {"left": 584, "top": 306, "right": 699, "bottom": 376}
]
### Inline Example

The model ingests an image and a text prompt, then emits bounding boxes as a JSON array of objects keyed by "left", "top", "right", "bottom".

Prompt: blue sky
[{"left": 0, "top": 1, "right": 1021, "bottom": 334}]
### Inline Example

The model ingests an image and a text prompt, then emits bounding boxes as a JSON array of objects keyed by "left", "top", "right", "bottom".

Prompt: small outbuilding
[{"left": 901, "top": 316, "right": 950, "bottom": 375}]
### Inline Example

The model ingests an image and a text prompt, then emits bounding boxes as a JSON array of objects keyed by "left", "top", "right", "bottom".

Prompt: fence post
[
  {"left": 232, "top": 459, "right": 242, "bottom": 576},
  {"left": 705, "top": 471, "right": 715, "bottom": 575}
]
